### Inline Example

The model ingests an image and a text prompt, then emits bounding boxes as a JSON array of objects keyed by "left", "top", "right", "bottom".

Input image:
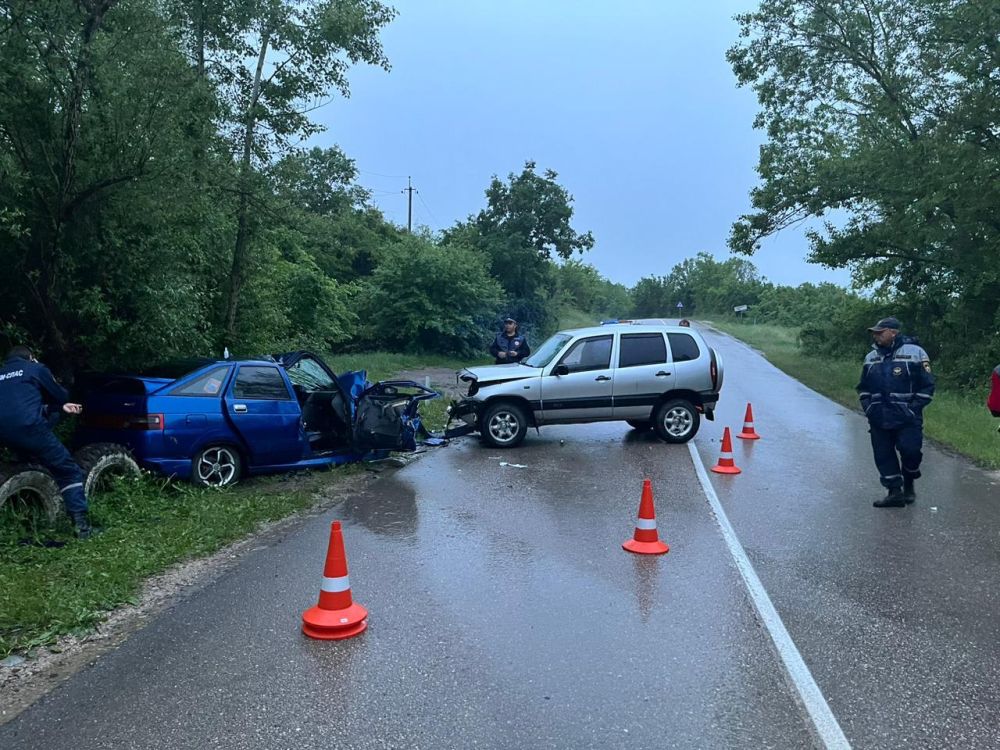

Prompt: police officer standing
[
  {"left": 489, "top": 317, "right": 530, "bottom": 365},
  {"left": 0, "top": 346, "right": 97, "bottom": 538},
  {"left": 856, "top": 318, "right": 935, "bottom": 508}
]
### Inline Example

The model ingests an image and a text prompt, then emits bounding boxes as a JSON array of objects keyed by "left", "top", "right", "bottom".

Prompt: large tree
[
  {"left": 227, "top": 0, "right": 394, "bottom": 343},
  {"left": 0, "top": 0, "right": 225, "bottom": 372},
  {"left": 728, "top": 0, "right": 1000, "bottom": 381},
  {"left": 728, "top": 0, "right": 940, "bottom": 265},
  {"left": 446, "top": 161, "right": 594, "bottom": 333},
  {"left": 165, "top": 0, "right": 396, "bottom": 343}
]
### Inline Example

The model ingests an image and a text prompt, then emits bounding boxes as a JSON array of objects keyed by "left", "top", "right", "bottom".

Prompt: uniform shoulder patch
[{"left": 923, "top": 361, "right": 932, "bottom": 373}]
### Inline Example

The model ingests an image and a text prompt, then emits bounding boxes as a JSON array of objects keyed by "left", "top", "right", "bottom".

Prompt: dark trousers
[
  {"left": 0, "top": 423, "right": 88, "bottom": 514},
  {"left": 869, "top": 423, "right": 923, "bottom": 489}
]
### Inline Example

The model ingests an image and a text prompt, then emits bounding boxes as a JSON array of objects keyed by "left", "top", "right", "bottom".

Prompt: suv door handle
[
  {"left": 595, "top": 375, "right": 611, "bottom": 382},
  {"left": 655, "top": 371, "right": 671, "bottom": 377},
  {"left": 233, "top": 404, "right": 248, "bottom": 414}
]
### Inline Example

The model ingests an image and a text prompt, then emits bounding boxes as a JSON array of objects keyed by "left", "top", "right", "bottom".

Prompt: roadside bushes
[{"left": 355, "top": 236, "right": 503, "bottom": 357}]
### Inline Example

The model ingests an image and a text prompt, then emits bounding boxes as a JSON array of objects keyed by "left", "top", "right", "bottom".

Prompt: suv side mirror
[{"left": 554, "top": 364, "right": 569, "bottom": 376}]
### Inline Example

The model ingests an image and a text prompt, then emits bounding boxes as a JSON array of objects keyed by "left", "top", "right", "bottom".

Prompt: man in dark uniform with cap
[
  {"left": 856, "top": 317, "right": 935, "bottom": 508},
  {"left": 489, "top": 317, "right": 530, "bottom": 364},
  {"left": 0, "top": 345, "right": 97, "bottom": 537}
]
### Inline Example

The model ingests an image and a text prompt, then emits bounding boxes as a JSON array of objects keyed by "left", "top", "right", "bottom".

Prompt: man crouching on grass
[{"left": 0, "top": 345, "right": 98, "bottom": 538}]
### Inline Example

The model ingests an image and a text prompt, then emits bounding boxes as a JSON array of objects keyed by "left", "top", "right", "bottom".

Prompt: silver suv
[{"left": 448, "top": 323, "right": 724, "bottom": 448}]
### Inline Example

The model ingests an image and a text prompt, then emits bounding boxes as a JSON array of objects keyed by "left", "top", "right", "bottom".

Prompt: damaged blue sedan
[{"left": 76, "top": 351, "right": 438, "bottom": 486}]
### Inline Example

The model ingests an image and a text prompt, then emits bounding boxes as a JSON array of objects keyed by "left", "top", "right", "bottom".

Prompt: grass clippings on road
[{"left": 0, "top": 471, "right": 331, "bottom": 658}]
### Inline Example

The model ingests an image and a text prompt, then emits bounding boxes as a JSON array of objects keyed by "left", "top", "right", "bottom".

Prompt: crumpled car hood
[{"left": 458, "top": 363, "right": 540, "bottom": 386}]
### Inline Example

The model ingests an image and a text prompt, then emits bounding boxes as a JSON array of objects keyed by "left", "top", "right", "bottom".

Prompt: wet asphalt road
[{"left": 3, "top": 325, "right": 1000, "bottom": 749}]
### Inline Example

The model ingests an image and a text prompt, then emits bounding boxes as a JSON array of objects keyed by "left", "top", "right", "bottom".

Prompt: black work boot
[
  {"left": 902, "top": 477, "right": 916, "bottom": 504},
  {"left": 873, "top": 486, "right": 906, "bottom": 508},
  {"left": 70, "top": 511, "right": 101, "bottom": 540}
]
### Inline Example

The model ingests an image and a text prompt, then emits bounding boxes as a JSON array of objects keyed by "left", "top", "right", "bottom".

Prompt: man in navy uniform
[
  {"left": 856, "top": 318, "right": 935, "bottom": 508},
  {"left": 489, "top": 316, "right": 530, "bottom": 364},
  {"left": 0, "top": 346, "right": 96, "bottom": 537}
]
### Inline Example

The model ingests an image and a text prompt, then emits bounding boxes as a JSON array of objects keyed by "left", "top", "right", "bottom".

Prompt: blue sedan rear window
[{"left": 170, "top": 366, "right": 229, "bottom": 396}]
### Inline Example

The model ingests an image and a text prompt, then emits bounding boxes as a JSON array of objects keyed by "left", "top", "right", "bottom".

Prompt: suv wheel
[
  {"left": 480, "top": 402, "right": 528, "bottom": 449},
  {"left": 653, "top": 399, "right": 700, "bottom": 443}
]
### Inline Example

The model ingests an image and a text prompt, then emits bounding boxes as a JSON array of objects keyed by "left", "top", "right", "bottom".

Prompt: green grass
[
  {"left": 324, "top": 351, "right": 477, "bottom": 383},
  {"left": 0, "top": 351, "right": 470, "bottom": 658},
  {"left": 0, "top": 473, "right": 332, "bottom": 657},
  {"left": 709, "top": 319, "right": 1000, "bottom": 469}
]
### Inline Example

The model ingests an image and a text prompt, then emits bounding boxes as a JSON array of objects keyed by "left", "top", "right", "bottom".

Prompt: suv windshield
[{"left": 523, "top": 334, "right": 572, "bottom": 368}]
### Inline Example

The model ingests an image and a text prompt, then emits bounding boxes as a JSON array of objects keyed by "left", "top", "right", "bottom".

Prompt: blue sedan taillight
[
  {"left": 127, "top": 413, "right": 165, "bottom": 431},
  {"left": 83, "top": 413, "right": 165, "bottom": 430}
]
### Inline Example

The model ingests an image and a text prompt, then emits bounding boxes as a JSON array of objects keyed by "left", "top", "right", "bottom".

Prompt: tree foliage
[
  {"left": 632, "top": 253, "right": 767, "bottom": 317},
  {"left": 728, "top": 0, "right": 1000, "bottom": 386},
  {"left": 356, "top": 236, "right": 504, "bottom": 356},
  {"left": 0, "top": 0, "right": 397, "bottom": 375},
  {"left": 445, "top": 161, "right": 595, "bottom": 337}
]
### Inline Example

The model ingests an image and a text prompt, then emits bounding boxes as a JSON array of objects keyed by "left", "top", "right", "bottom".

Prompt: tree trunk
[
  {"left": 39, "top": 0, "right": 117, "bottom": 372},
  {"left": 223, "top": 19, "right": 272, "bottom": 344}
]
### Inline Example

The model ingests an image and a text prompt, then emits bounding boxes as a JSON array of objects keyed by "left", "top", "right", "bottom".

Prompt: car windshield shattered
[{"left": 523, "top": 334, "right": 572, "bottom": 368}]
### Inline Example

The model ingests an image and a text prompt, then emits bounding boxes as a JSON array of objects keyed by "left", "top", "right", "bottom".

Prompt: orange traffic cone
[
  {"left": 737, "top": 403, "right": 761, "bottom": 440},
  {"left": 623, "top": 478, "right": 669, "bottom": 555},
  {"left": 710, "top": 427, "right": 742, "bottom": 475},
  {"left": 302, "top": 521, "right": 368, "bottom": 640}
]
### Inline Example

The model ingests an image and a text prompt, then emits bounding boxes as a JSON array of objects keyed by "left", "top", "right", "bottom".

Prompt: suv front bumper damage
[{"left": 442, "top": 399, "right": 480, "bottom": 439}]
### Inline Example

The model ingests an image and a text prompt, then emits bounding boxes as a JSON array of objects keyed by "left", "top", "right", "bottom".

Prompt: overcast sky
[{"left": 315, "top": 0, "right": 851, "bottom": 289}]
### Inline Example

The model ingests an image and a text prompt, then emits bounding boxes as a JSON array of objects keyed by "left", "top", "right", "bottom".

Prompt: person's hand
[
  {"left": 498, "top": 351, "right": 507, "bottom": 359},
  {"left": 63, "top": 403, "right": 83, "bottom": 415}
]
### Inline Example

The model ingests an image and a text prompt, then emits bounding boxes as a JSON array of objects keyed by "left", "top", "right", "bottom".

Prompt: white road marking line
[{"left": 687, "top": 441, "right": 851, "bottom": 750}]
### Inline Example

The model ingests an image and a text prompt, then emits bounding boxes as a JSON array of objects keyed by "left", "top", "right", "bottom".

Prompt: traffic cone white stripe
[
  {"left": 635, "top": 518, "right": 657, "bottom": 530},
  {"left": 321, "top": 574, "right": 351, "bottom": 593}
]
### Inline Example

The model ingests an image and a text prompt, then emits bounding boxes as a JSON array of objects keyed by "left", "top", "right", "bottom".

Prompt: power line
[
  {"left": 358, "top": 168, "right": 409, "bottom": 179},
  {"left": 417, "top": 191, "right": 439, "bottom": 228}
]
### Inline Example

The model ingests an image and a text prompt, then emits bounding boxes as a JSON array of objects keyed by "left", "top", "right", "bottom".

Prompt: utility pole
[{"left": 403, "top": 176, "right": 415, "bottom": 233}]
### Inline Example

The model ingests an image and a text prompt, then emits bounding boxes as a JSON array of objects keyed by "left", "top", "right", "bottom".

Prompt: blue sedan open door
[{"left": 224, "top": 364, "right": 306, "bottom": 467}]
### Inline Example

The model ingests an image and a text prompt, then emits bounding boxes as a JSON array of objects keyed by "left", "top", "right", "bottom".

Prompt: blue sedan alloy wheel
[{"left": 194, "top": 446, "right": 242, "bottom": 487}]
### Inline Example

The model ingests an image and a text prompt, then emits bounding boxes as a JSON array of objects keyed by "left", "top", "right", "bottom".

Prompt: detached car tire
[
  {"left": 653, "top": 399, "right": 700, "bottom": 443},
  {"left": 480, "top": 401, "right": 529, "bottom": 449},
  {"left": 193, "top": 445, "right": 243, "bottom": 487},
  {"left": 75, "top": 443, "right": 141, "bottom": 498},
  {"left": 0, "top": 463, "right": 62, "bottom": 522}
]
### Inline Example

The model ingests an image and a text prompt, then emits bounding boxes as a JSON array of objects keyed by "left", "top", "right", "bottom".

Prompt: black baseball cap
[
  {"left": 867, "top": 317, "right": 901, "bottom": 332},
  {"left": 503, "top": 316, "right": 516, "bottom": 323}
]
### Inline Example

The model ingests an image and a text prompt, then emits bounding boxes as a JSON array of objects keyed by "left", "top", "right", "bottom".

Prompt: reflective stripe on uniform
[
  {"left": 60, "top": 482, "right": 83, "bottom": 493},
  {"left": 321, "top": 575, "right": 351, "bottom": 593}
]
